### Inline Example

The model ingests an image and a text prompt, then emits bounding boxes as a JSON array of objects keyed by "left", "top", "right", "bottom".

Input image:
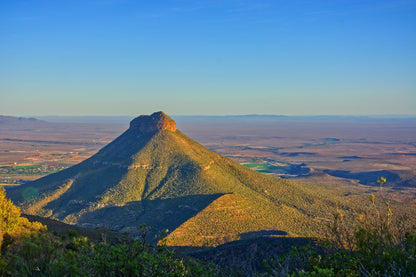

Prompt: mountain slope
[{"left": 7, "top": 112, "right": 342, "bottom": 246}]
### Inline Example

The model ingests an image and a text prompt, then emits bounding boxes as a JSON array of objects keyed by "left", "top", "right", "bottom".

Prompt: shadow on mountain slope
[
  {"left": 239, "top": 230, "right": 288, "bottom": 239},
  {"left": 175, "top": 235, "right": 315, "bottom": 274},
  {"left": 76, "top": 193, "right": 226, "bottom": 242}
]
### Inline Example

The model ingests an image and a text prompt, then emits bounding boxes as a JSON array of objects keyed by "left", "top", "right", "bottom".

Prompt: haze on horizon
[{"left": 1, "top": 0, "right": 415, "bottom": 117}]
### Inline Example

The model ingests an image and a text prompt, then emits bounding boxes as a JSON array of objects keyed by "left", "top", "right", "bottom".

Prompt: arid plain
[{"left": 1, "top": 115, "right": 415, "bottom": 201}]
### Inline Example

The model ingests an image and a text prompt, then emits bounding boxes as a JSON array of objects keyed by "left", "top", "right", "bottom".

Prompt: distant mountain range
[
  {"left": 0, "top": 115, "right": 47, "bottom": 124},
  {"left": 7, "top": 112, "right": 353, "bottom": 247},
  {"left": 8, "top": 114, "right": 414, "bottom": 125}
]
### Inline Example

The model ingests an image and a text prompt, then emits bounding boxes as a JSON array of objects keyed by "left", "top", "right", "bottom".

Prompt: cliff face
[{"left": 129, "top": 111, "right": 176, "bottom": 133}]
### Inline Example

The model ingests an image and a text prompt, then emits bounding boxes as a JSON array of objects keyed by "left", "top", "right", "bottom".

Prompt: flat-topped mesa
[{"left": 129, "top": 111, "right": 177, "bottom": 133}]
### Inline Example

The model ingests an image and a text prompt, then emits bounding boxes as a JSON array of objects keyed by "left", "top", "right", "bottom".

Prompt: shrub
[
  {"left": 266, "top": 178, "right": 416, "bottom": 276},
  {"left": 0, "top": 186, "right": 21, "bottom": 249}
]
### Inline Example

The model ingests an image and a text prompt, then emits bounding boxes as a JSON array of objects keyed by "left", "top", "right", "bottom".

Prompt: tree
[{"left": 0, "top": 186, "right": 21, "bottom": 254}]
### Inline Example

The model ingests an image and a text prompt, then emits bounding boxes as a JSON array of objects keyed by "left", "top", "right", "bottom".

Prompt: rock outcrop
[{"left": 129, "top": 111, "right": 176, "bottom": 133}]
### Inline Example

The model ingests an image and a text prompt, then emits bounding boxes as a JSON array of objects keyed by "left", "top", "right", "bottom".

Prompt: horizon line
[{"left": 10, "top": 114, "right": 416, "bottom": 118}]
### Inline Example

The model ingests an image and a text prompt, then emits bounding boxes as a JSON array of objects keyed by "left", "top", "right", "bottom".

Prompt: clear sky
[{"left": 1, "top": 0, "right": 415, "bottom": 116}]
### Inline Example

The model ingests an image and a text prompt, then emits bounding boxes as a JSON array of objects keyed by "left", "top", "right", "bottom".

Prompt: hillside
[{"left": 7, "top": 112, "right": 349, "bottom": 247}]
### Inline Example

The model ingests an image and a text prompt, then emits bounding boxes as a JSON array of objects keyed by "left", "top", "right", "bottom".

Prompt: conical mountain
[{"left": 7, "top": 112, "right": 337, "bottom": 246}]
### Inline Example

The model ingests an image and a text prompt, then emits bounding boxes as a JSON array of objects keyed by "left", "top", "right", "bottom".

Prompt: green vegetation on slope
[
  {"left": 6, "top": 127, "right": 360, "bottom": 246},
  {"left": 262, "top": 191, "right": 416, "bottom": 276}
]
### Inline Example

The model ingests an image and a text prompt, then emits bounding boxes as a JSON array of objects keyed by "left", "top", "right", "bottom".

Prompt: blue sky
[{"left": 1, "top": 0, "right": 415, "bottom": 116}]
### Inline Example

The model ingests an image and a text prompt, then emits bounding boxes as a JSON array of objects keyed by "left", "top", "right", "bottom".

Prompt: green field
[
  {"left": 15, "top": 165, "right": 41, "bottom": 169},
  {"left": 243, "top": 163, "right": 281, "bottom": 173},
  {"left": 0, "top": 164, "right": 68, "bottom": 177}
]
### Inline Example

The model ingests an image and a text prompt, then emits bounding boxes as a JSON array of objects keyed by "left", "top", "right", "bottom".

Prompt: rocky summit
[
  {"left": 129, "top": 111, "right": 176, "bottom": 133},
  {"left": 7, "top": 111, "right": 334, "bottom": 247}
]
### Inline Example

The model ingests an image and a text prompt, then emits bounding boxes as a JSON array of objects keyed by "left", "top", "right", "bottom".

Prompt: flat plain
[
  {"left": 1, "top": 115, "right": 415, "bottom": 202},
  {"left": 176, "top": 116, "right": 416, "bottom": 208},
  {"left": 0, "top": 117, "right": 126, "bottom": 184}
]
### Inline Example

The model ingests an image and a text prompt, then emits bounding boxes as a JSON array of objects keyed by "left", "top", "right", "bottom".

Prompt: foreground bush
[
  {"left": 0, "top": 187, "right": 218, "bottom": 276},
  {"left": 1, "top": 232, "right": 217, "bottom": 276},
  {"left": 266, "top": 178, "right": 416, "bottom": 276},
  {"left": 0, "top": 187, "right": 45, "bottom": 256}
]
